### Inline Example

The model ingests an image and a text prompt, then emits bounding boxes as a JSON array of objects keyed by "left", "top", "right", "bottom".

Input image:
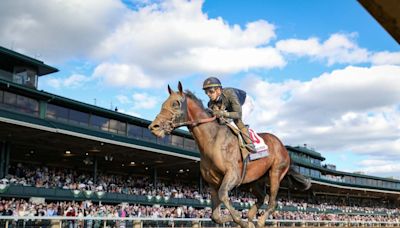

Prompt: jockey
[{"left": 203, "top": 77, "right": 256, "bottom": 155}]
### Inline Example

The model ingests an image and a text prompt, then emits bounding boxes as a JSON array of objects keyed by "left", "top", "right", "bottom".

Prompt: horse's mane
[
  {"left": 185, "top": 90, "right": 216, "bottom": 119},
  {"left": 184, "top": 90, "right": 206, "bottom": 110}
]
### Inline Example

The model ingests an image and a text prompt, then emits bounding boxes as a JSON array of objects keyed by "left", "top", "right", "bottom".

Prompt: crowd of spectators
[
  {"left": 0, "top": 199, "right": 399, "bottom": 223},
  {"left": 0, "top": 163, "right": 399, "bottom": 223},
  {"left": 3, "top": 163, "right": 209, "bottom": 201},
  {"left": 0, "top": 199, "right": 210, "bottom": 218}
]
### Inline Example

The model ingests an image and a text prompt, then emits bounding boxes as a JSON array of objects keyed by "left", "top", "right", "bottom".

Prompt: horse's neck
[{"left": 187, "top": 99, "right": 220, "bottom": 150}]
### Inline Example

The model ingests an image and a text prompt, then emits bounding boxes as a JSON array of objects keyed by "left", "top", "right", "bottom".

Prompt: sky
[{"left": 0, "top": 0, "right": 399, "bottom": 179}]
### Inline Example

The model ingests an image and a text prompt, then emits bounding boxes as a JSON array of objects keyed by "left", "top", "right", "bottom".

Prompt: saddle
[
  {"left": 224, "top": 121, "right": 253, "bottom": 160},
  {"left": 223, "top": 119, "right": 269, "bottom": 162}
]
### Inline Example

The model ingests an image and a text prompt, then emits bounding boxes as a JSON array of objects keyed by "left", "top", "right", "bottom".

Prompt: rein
[{"left": 172, "top": 115, "right": 216, "bottom": 128}]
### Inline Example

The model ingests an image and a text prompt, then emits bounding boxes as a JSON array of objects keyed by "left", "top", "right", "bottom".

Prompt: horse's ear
[
  {"left": 168, "top": 85, "right": 173, "bottom": 95},
  {"left": 178, "top": 81, "right": 183, "bottom": 96}
]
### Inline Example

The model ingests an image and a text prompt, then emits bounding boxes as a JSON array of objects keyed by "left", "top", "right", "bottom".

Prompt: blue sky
[{"left": 0, "top": 0, "right": 399, "bottom": 178}]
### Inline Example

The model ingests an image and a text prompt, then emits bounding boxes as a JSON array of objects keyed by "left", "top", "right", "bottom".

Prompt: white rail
[{"left": 0, "top": 216, "right": 399, "bottom": 227}]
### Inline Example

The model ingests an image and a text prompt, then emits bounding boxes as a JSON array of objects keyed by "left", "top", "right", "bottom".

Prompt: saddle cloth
[
  {"left": 226, "top": 120, "right": 269, "bottom": 161},
  {"left": 247, "top": 128, "right": 269, "bottom": 161}
]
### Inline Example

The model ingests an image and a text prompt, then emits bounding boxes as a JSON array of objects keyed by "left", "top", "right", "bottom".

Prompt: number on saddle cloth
[{"left": 248, "top": 128, "right": 270, "bottom": 161}]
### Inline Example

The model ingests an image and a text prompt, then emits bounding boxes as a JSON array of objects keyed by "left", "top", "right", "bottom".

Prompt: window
[
  {"left": 4, "top": 92, "right": 17, "bottom": 106},
  {"left": 171, "top": 135, "right": 184, "bottom": 147},
  {"left": 299, "top": 167, "right": 310, "bottom": 176},
  {"left": 157, "top": 135, "right": 171, "bottom": 145},
  {"left": 46, "top": 104, "right": 69, "bottom": 122},
  {"left": 310, "top": 169, "right": 320, "bottom": 178},
  {"left": 17, "top": 95, "right": 39, "bottom": 115},
  {"left": 13, "top": 66, "right": 38, "bottom": 88},
  {"left": 69, "top": 109, "right": 89, "bottom": 126},
  {"left": 184, "top": 138, "right": 197, "bottom": 151},
  {"left": 90, "top": 115, "right": 109, "bottom": 131},
  {"left": 143, "top": 128, "right": 156, "bottom": 142},
  {"left": 109, "top": 119, "right": 126, "bottom": 135},
  {"left": 383, "top": 181, "right": 389, "bottom": 188},
  {"left": 128, "top": 124, "right": 143, "bottom": 138},
  {"left": 361, "top": 178, "right": 367, "bottom": 185},
  {"left": 0, "top": 68, "right": 13, "bottom": 81},
  {"left": 0, "top": 92, "right": 39, "bottom": 116},
  {"left": 118, "top": 122, "right": 127, "bottom": 135}
]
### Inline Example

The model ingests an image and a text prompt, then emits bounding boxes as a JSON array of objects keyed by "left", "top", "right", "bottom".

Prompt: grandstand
[{"left": 0, "top": 46, "right": 399, "bottom": 227}]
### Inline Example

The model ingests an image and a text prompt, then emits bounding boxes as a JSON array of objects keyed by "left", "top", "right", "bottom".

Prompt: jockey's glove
[{"left": 213, "top": 110, "right": 229, "bottom": 118}]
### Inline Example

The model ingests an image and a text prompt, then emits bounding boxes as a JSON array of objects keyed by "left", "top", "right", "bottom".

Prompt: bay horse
[{"left": 149, "top": 82, "right": 310, "bottom": 228}]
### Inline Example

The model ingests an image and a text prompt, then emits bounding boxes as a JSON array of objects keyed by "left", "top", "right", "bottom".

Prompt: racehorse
[{"left": 149, "top": 82, "right": 310, "bottom": 228}]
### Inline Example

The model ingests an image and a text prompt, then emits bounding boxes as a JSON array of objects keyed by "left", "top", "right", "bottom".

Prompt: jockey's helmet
[{"left": 203, "top": 77, "right": 222, "bottom": 90}]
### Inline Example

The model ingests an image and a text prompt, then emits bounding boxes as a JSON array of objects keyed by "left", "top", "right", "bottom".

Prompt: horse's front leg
[
  {"left": 210, "top": 186, "right": 233, "bottom": 224},
  {"left": 219, "top": 171, "right": 254, "bottom": 228}
]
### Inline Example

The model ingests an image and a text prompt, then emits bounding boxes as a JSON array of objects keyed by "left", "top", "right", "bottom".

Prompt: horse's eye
[{"left": 173, "top": 101, "right": 180, "bottom": 108}]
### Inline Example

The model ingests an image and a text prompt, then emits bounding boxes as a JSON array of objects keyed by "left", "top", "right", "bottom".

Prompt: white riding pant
[{"left": 241, "top": 95, "right": 254, "bottom": 124}]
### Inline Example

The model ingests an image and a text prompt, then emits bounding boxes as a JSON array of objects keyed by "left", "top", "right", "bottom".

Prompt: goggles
[{"left": 205, "top": 88, "right": 217, "bottom": 95}]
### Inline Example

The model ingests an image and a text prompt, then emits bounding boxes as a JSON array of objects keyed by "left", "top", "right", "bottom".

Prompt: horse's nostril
[{"left": 151, "top": 124, "right": 160, "bottom": 130}]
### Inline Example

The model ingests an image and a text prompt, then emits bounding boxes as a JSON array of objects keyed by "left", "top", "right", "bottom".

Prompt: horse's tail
[{"left": 285, "top": 166, "right": 312, "bottom": 191}]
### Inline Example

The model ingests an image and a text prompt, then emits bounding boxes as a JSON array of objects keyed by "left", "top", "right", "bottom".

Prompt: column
[
  {"left": 0, "top": 142, "right": 4, "bottom": 178},
  {"left": 199, "top": 176, "right": 203, "bottom": 194},
  {"left": 4, "top": 142, "right": 10, "bottom": 176},
  {"left": 93, "top": 156, "right": 98, "bottom": 183},
  {"left": 153, "top": 168, "right": 158, "bottom": 187}
]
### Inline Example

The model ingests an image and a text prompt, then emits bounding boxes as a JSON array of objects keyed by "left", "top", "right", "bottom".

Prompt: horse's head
[{"left": 149, "top": 82, "right": 188, "bottom": 138}]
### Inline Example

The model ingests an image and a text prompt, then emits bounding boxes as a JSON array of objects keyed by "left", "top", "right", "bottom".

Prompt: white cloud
[
  {"left": 276, "top": 33, "right": 371, "bottom": 66},
  {"left": 9, "top": 0, "right": 283, "bottom": 89},
  {"left": 0, "top": 0, "right": 127, "bottom": 62},
  {"left": 132, "top": 92, "right": 159, "bottom": 109},
  {"left": 93, "top": 0, "right": 283, "bottom": 78},
  {"left": 4, "top": 0, "right": 398, "bottom": 92},
  {"left": 92, "top": 63, "right": 164, "bottom": 88},
  {"left": 371, "top": 51, "right": 400, "bottom": 65},
  {"left": 114, "top": 91, "right": 159, "bottom": 110},
  {"left": 116, "top": 95, "right": 130, "bottom": 104},
  {"left": 117, "top": 108, "right": 142, "bottom": 118},
  {"left": 356, "top": 157, "right": 400, "bottom": 178},
  {"left": 245, "top": 65, "right": 400, "bottom": 157},
  {"left": 44, "top": 74, "right": 91, "bottom": 89}
]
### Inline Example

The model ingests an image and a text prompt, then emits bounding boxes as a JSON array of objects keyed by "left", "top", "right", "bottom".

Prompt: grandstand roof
[
  {"left": 358, "top": 0, "right": 400, "bottom": 44},
  {"left": 0, "top": 46, "right": 59, "bottom": 76},
  {"left": 286, "top": 145, "right": 325, "bottom": 160},
  {"left": 0, "top": 78, "right": 191, "bottom": 138}
]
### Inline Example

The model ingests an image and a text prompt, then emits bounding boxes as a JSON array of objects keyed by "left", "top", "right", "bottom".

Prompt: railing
[{"left": 0, "top": 216, "right": 400, "bottom": 228}]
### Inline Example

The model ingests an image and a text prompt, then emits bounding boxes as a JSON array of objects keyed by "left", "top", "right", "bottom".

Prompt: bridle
[
  {"left": 172, "top": 94, "right": 216, "bottom": 128},
  {"left": 160, "top": 94, "right": 216, "bottom": 130}
]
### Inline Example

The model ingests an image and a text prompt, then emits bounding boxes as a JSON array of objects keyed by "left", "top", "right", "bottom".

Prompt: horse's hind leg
[
  {"left": 257, "top": 170, "right": 280, "bottom": 228},
  {"left": 210, "top": 186, "right": 233, "bottom": 224},
  {"left": 248, "top": 180, "right": 267, "bottom": 222}
]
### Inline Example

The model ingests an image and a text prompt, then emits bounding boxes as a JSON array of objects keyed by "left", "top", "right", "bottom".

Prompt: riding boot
[{"left": 239, "top": 126, "right": 256, "bottom": 153}]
